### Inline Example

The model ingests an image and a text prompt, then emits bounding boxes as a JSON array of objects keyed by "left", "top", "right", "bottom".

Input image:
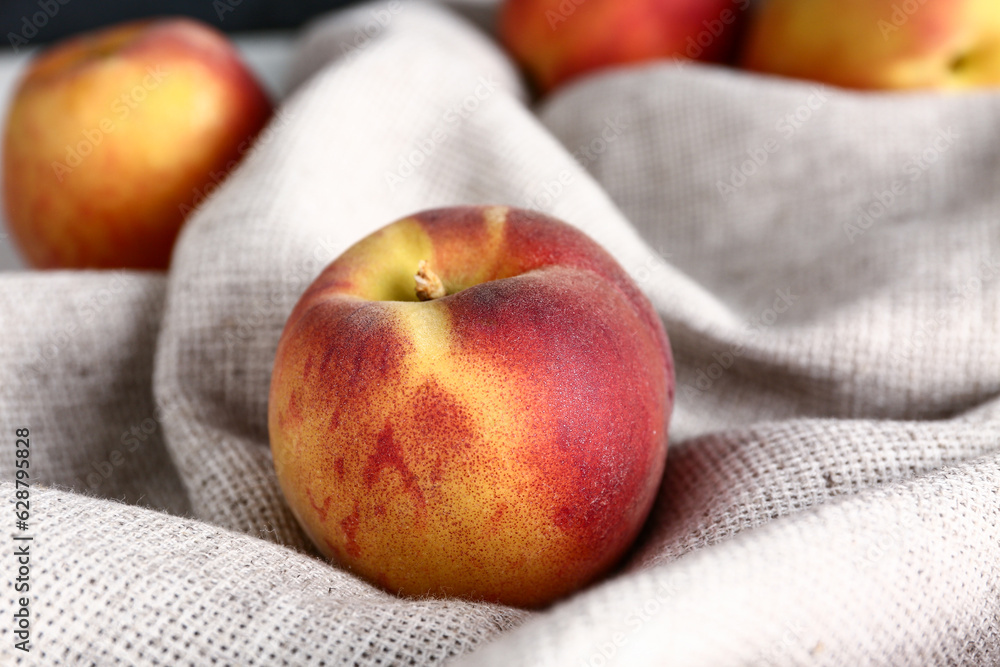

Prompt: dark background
[{"left": 2, "top": 0, "right": 363, "bottom": 46}]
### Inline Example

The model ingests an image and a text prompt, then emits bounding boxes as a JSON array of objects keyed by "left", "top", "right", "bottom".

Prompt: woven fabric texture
[{"left": 2, "top": 1, "right": 999, "bottom": 665}]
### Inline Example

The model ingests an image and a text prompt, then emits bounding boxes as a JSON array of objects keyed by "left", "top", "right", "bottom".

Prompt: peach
[
  {"left": 2, "top": 18, "right": 273, "bottom": 269},
  {"left": 499, "top": 0, "right": 747, "bottom": 93},
  {"left": 743, "top": 0, "right": 1000, "bottom": 90},
  {"left": 268, "top": 206, "right": 674, "bottom": 608}
]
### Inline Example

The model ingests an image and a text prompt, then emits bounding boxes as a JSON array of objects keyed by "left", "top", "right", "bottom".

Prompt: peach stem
[{"left": 415, "top": 260, "right": 446, "bottom": 301}]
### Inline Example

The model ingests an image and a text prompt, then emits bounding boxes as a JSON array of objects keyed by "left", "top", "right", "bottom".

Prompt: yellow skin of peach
[
  {"left": 743, "top": 0, "right": 1000, "bottom": 89},
  {"left": 3, "top": 18, "right": 272, "bottom": 269},
  {"left": 269, "top": 206, "right": 674, "bottom": 608}
]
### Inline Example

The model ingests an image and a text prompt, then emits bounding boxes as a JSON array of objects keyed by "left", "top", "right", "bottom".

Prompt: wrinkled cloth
[{"left": 2, "top": 2, "right": 999, "bottom": 665}]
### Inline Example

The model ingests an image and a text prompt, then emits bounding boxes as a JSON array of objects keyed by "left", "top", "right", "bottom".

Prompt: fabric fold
[{"left": 1, "top": 0, "right": 998, "bottom": 664}]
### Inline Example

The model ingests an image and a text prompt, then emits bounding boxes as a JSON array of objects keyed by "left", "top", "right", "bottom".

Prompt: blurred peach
[
  {"left": 744, "top": 0, "right": 1000, "bottom": 89},
  {"left": 500, "top": 0, "right": 747, "bottom": 93},
  {"left": 3, "top": 17, "right": 273, "bottom": 269}
]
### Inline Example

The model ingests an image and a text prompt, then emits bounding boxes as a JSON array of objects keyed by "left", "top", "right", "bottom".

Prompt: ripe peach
[
  {"left": 743, "top": 0, "right": 1000, "bottom": 90},
  {"left": 268, "top": 206, "right": 674, "bottom": 608},
  {"left": 499, "top": 0, "right": 746, "bottom": 93},
  {"left": 3, "top": 18, "right": 273, "bottom": 269}
]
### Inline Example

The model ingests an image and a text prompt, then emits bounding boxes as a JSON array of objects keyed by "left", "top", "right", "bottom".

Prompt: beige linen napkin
[{"left": 2, "top": 1, "right": 998, "bottom": 664}]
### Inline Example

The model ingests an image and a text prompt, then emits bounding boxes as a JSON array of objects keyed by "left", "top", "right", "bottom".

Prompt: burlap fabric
[{"left": 2, "top": 1, "right": 998, "bottom": 664}]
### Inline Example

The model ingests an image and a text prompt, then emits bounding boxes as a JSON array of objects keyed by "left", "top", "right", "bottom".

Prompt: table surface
[{"left": 0, "top": 32, "right": 297, "bottom": 272}]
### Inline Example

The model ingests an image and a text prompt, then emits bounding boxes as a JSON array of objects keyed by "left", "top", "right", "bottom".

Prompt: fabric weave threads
[{"left": 1, "top": 1, "right": 998, "bottom": 664}]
